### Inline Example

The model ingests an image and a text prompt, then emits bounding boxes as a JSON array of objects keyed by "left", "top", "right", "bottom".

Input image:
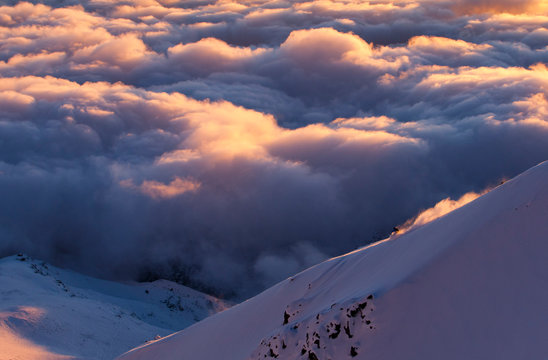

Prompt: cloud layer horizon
[{"left": 1, "top": 0, "right": 548, "bottom": 298}]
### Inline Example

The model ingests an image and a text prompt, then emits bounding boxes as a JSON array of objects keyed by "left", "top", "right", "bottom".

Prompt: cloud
[
  {"left": 121, "top": 177, "right": 201, "bottom": 199},
  {"left": 452, "top": 0, "right": 547, "bottom": 15},
  {"left": 166, "top": 37, "right": 267, "bottom": 76},
  {"left": 72, "top": 33, "right": 155, "bottom": 70},
  {"left": 0, "top": 90, "right": 34, "bottom": 112},
  {"left": 0, "top": 0, "right": 548, "bottom": 299},
  {"left": 254, "top": 242, "right": 328, "bottom": 289}
]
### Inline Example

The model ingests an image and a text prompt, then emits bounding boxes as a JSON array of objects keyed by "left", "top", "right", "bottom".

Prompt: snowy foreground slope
[
  {"left": 0, "top": 255, "right": 227, "bottom": 360},
  {"left": 120, "top": 161, "right": 548, "bottom": 360}
]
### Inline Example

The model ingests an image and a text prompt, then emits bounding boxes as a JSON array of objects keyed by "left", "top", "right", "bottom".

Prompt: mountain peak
[{"left": 120, "top": 161, "right": 548, "bottom": 360}]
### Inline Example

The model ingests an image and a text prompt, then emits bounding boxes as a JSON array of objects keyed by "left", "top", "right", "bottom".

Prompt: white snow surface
[
  {"left": 119, "top": 160, "right": 548, "bottom": 360},
  {"left": 0, "top": 255, "right": 228, "bottom": 360}
]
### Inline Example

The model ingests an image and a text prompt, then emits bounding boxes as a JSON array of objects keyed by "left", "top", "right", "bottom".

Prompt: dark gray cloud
[{"left": 0, "top": 0, "right": 547, "bottom": 299}]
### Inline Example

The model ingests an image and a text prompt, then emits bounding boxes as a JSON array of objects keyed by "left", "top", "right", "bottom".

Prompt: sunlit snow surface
[
  {"left": 120, "top": 161, "right": 548, "bottom": 360},
  {"left": 0, "top": 256, "right": 228, "bottom": 359}
]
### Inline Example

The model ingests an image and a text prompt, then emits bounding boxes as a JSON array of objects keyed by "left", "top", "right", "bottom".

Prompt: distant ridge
[{"left": 0, "top": 254, "right": 227, "bottom": 359}]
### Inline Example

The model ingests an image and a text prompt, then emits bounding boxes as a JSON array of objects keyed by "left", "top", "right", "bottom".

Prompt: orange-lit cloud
[
  {"left": 166, "top": 37, "right": 267, "bottom": 75},
  {"left": 121, "top": 177, "right": 201, "bottom": 199},
  {"left": 452, "top": 0, "right": 548, "bottom": 15},
  {"left": 408, "top": 36, "right": 492, "bottom": 57},
  {"left": 0, "top": 90, "right": 35, "bottom": 112},
  {"left": 1, "top": 0, "right": 548, "bottom": 298},
  {"left": 72, "top": 33, "right": 156, "bottom": 70}
]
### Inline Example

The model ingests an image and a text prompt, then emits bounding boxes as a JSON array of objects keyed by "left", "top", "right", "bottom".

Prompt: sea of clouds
[{"left": 1, "top": 0, "right": 547, "bottom": 298}]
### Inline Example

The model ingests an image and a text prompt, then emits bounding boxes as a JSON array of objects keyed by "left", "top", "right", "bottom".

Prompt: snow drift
[{"left": 119, "top": 160, "right": 548, "bottom": 360}]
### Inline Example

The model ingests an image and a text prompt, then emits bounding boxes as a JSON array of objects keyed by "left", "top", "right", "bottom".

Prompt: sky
[{"left": 0, "top": 0, "right": 547, "bottom": 299}]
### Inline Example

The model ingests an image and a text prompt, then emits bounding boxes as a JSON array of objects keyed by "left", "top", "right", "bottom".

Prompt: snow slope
[
  {"left": 119, "top": 160, "right": 548, "bottom": 360},
  {"left": 0, "top": 255, "right": 228, "bottom": 360}
]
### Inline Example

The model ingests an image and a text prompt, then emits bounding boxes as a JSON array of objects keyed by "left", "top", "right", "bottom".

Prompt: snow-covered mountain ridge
[
  {"left": 0, "top": 254, "right": 228, "bottom": 359},
  {"left": 119, "top": 160, "right": 548, "bottom": 360}
]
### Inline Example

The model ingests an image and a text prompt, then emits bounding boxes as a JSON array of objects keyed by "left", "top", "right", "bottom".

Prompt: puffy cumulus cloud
[
  {"left": 0, "top": 3, "right": 545, "bottom": 74},
  {"left": 166, "top": 37, "right": 267, "bottom": 76},
  {"left": 72, "top": 33, "right": 156, "bottom": 70},
  {"left": 463, "top": 13, "right": 548, "bottom": 48},
  {"left": 0, "top": 90, "right": 35, "bottom": 112},
  {"left": 0, "top": 75, "right": 424, "bottom": 297},
  {"left": 2, "top": 10, "right": 546, "bottom": 120},
  {"left": 1, "top": 0, "right": 548, "bottom": 299},
  {"left": 0, "top": 4, "right": 111, "bottom": 58},
  {"left": 279, "top": 27, "right": 403, "bottom": 71},
  {"left": 405, "top": 36, "right": 498, "bottom": 67}
]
